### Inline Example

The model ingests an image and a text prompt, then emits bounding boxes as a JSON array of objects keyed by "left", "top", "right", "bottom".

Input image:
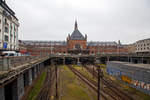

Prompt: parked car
[{"left": 1, "top": 51, "right": 22, "bottom": 57}]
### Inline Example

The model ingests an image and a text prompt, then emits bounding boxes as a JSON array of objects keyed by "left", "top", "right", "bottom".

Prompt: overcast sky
[{"left": 7, "top": 0, "right": 150, "bottom": 44}]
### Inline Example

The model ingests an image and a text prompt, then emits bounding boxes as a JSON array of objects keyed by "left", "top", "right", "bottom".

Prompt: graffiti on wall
[
  {"left": 121, "top": 75, "right": 150, "bottom": 90},
  {"left": 106, "top": 68, "right": 121, "bottom": 76},
  {"left": 121, "top": 75, "right": 132, "bottom": 84},
  {"left": 132, "top": 80, "right": 150, "bottom": 90},
  {"left": 107, "top": 68, "right": 150, "bottom": 91}
]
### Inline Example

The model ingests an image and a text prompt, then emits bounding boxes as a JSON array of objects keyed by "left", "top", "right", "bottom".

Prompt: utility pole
[
  {"left": 55, "top": 64, "right": 58, "bottom": 99},
  {"left": 98, "top": 43, "right": 100, "bottom": 55},
  {"left": 97, "top": 65, "right": 101, "bottom": 100},
  {"left": 97, "top": 65, "right": 103, "bottom": 100},
  {"left": 50, "top": 41, "right": 52, "bottom": 54},
  {"left": 93, "top": 65, "right": 94, "bottom": 78}
]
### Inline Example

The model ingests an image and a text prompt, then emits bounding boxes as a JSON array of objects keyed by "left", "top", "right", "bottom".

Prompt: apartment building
[
  {"left": 135, "top": 38, "right": 150, "bottom": 54},
  {"left": 0, "top": 0, "right": 19, "bottom": 52}
]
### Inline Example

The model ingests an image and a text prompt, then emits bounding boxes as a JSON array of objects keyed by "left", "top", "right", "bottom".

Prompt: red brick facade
[
  {"left": 67, "top": 38, "right": 87, "bottom": 50},
  {"left": 19, "top": 21, "right": 128, "bottom": 56}
]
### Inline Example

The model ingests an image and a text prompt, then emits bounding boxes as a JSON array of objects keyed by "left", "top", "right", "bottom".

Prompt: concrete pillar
[
  {"left": 40, "top": 63, "right": 42, "bottom": 68},
  {"left": 34, "top": 66, "right": 37, "bottom": 78},
  {"left": 31, "top": 67, "right": 35, "bottom": 80},
  {"left": 107, "top": 56, "right": 110, "bottom": 62},
  {"left": 0, "top": 87, "right": 5, "bottom": 100},
  {"left": 141, "top": 57, "right": 143, "bottom": 64},
  {"left": 28, "top": 69, "right": 32, "bottom": 85},
  {"left": 39, "top": 64, "right": 41, "bottom": 71},
  {"left": 63, "top": 57, "right": 65, "bottom": 65},
  {"left": 95, "top": 58, "right": 100, "bottom": 64},
  {"left": 128, "top": 56, "right": 130, "bottom": 62},
  {"left": 42, "top": 63, "right": 44, "bottom": 68},
  {"left": 36, "top": 65, "right": 38, "bottom": 74},
  {"left": 50, "top": 59, "right": 53, "bottom": 65},
  {"left": 78, "top": 58, "right": 80, "bottom": 62},
  {"left": 77, "top": 58, "right": 81, "bottom": 65},
  {"left": 137, "top": 59, "right": 142, "bottom": 64},
  {"left": 130, "top": 57, "right": 133, "bottom": 63},
  {"left": 39, "top": 63, "right": 42, "bottom": 72},
  {"left": 17, "top": 74, "right": 24, "bottom": 100},
  {"left": 38, "top": 64, "right": 40, "bottom": 73}
]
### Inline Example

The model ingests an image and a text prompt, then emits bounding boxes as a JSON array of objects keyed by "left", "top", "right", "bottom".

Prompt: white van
[{"left": 1, "top": 51, "right": 21, "bottom": 57}]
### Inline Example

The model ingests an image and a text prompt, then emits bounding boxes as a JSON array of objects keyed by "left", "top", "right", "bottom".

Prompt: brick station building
[
  {"left": 19, "top": 21, "right": 128, "bottom": 56},
  {"left": 67, "top": 21, "right": 88, "bottom": 54}
]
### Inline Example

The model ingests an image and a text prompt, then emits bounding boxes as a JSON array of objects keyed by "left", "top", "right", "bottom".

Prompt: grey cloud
[{"left": 7, "top": 0, "right": 150, "bottom": 43}]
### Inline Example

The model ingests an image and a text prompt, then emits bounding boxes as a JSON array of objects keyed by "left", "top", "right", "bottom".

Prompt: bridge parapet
[
  {"left": 0, "top": 56, "right": 49, "bottom": 85},
  {"left": 0, "top": 56, "right": 49, "bottom": 71},
  {"left": 49, "top": 53, "right": 150, "bottom": 58}
]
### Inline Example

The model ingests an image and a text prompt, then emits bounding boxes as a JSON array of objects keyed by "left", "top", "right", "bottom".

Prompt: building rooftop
[
  {"left": 0, "top": 0, "right": 18, "bottom": 20},
  {"left": 20, "top": 40, "right": 120, "bottom": 47},
  {"left": 87, "top": 41, "right": 118, "bottom": 46},
  {"left": 20, "top": 40, "right": 67, "bottom": 46},
  {"left": 136, "top": 38, "right": 150, "bottom": 43},
  {"left": 70, "top": 21, "right": 85, "bottom": 40}
]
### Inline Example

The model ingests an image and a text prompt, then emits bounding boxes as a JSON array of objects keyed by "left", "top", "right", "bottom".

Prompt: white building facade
[
  {"left": 0, "top": 0, "right": 19, "bottom": 51},
  {"left": 135, "top": 38, "right": 150, "bottom": 54}
]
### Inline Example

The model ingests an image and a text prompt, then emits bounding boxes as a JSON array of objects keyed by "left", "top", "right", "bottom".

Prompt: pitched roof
[
  {"left": 0, "top": 0, "right": 18, "bottom": 20},
  {"left": 20, "top": 40, "right": 67, "bottom": 46},
  {"left": 70, "top": 21, "right": 85, "bottom": 40},
  {"left": 87, "top": 41, "right": 118, "bottom": 46}
]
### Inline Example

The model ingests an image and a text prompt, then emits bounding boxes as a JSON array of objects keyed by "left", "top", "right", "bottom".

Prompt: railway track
[
  {"left": 36, "top": 67, "right": 55, "bottom": 100},
  {"left": 68, "top": 66, "right": 118, "bottom": 100},
  {"left": 85, "top": 66, "right": 133, "bottom": 100}
]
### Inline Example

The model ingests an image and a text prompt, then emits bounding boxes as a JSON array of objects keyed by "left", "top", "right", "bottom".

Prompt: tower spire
[{"left": 74, "top": 20, "right": 78, "bottom": 30}]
